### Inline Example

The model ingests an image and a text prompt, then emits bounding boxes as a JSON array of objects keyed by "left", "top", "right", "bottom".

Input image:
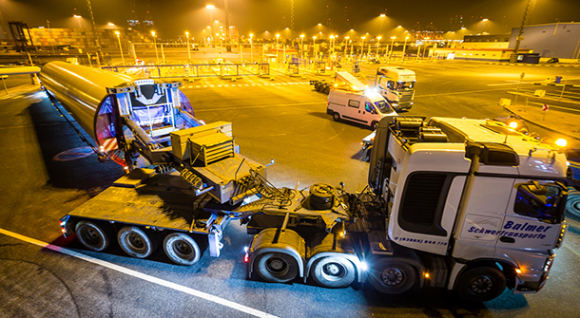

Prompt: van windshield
[{"left": 374, "top": 100, "right": 392, "bottom": 114}]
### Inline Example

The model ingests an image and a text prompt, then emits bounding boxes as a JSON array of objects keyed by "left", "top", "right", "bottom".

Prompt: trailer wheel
[
  {"left": 312, "top": 256, "right": 356, "bottom": 288},
  {"left": 566, "top": 190, "right": 580, "bottom": 218},
  {"left": 332, "top": 112, "right": 340, "bottom": 121},
  {"left": 255, "top": 252, "right": 299, "bottom": 283},
  {"left": 163, "top": 232, "right": 201, "bottom": 265},
  {"left": 117, "top": 226, "right": 156, "bottom": 259},
  {"left": 456, "top": 267, "right": 506, "bottom": 302},
  {"left": 75, "top": 221, "right": 110, "bottom": 252},
  {"left": 368, "top": 259, "right": 417, "bottom": 294}
]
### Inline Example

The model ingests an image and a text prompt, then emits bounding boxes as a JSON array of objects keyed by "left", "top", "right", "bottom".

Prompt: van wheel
[
  {"left": 332, "top": 112, "right": 340, "bottom": 121},
  {"left": 371, "top": 121, "right": 379, "bottom": 130}
]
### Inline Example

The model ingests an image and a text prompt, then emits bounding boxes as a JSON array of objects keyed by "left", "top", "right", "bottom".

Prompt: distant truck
[
  {"left": 311, "top": 71, "right": 397, "bottom": 129},
  {"left": 370, "top": 67, "right": 416, "bottom": 112}
]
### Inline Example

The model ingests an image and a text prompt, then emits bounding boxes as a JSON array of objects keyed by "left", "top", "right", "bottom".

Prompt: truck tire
[
  {"left": 368, "top": 259, "right": 417, "bottom": 294},
  {"left": 566, "top": 190, "right": 580, "bottom": 218},
  {"left": 309, "top": 183, "right": 336, "bottom": 210},
  {"left": 311, "top": 256, "right": 356, "bottom": 288},
  {"left": 117, "top": 226, "right": 156, "bottom": 259},
  {"left": 332, "top": 112, "right": 340, "bottom": 121},
  {"left": 324, "top": 85, "right": 331, "bottom": 94},
  {"left": 255, "top": 252, "right": 299, "bottom": 283},
  {"left": 314, "top": 82, "right": 320, "bottom": 91},
  {"left": 75, "top": 221, "right": 110, "bottom": 252},
  {"left": 456, "top": 267, "right": 506, "bottom": 302},
  {"left": 163, "top": 232, "right": 201, "bottom": 265},
  {"left": 371, "top": 121, "right": 379, "bottom": 131}
]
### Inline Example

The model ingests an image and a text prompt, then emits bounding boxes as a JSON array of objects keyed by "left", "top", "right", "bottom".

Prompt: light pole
[
  {"left": 206, "top": 5, "right": 215, "bottom": 48},
  {"left": 329, "top": 35, "right": 334, "bottom": 57},
  {"left": 390, "top": 36, "right": 395, "bottom": 59},
  {"left": 114, "top": 31, "right": 125, "bottom": 66},
  {"left": 344, "top": 36, "right": 349, "bottom": 58},
  {"left": 423, "top": 37, "right": 429, "bottom": 59},
  {"left": 402, "top": 36, "right": 409, "bottom": 60},
  {"left": 300, "top": 34, "right": 304, "bottom": 59},
  {"left": 250, "top": 33, "right": 253, "bottom": 63},
  {"left": 482, "top": 18, "right": 489, "bottom": 33},
  {"left": 360, "top": 36, "right": 365, "bottom": 57},
  {"left": 74, "top": 15, "right": 82, "bottom": 29},
  {"left": 185, "top": 31, "right": 191, "bottom": 64},
  {"left": 377, "top": 36, "right": 381, "bottom": 56},
  {"left": 275, "top": 33, "right": 280, "bottom": 62},
  {"left": 313, "top": 36, "right": 317, "bottom": 58},
  {"left": 151, "top": 31, "right": 159, "bottom": 64},
  {"left": 380, "top": 13, "right": 386, "bottom": 35}
]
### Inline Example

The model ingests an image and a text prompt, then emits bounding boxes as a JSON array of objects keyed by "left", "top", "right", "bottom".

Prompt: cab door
[{"left": 496, "top": 180, "right": 565, "bottom": 251}]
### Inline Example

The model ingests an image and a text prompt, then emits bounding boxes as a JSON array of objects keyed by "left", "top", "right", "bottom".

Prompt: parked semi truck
[
  {"left": 371, "top": 67, "right": 416, "bottom": 112},
  {"left": 44, "top": 63, "right": 573, "bottom": 302}
]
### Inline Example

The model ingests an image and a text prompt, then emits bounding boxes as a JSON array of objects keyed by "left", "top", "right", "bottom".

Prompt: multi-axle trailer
[{"left": 43, "top": 62, "right": 573, "bottom": 302}]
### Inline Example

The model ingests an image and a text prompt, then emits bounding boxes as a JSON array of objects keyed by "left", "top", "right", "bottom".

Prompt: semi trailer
[{"left": 43, "top": 63, "right": 573, "bottom": 302}]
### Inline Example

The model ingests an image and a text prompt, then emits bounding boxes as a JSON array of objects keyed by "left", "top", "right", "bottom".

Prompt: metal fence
[{"left": 102, "top": 63, "right": 271, "bottom": 79}]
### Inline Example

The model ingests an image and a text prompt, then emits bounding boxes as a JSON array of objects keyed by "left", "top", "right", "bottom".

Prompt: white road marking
[
  {"left": 196, "top": 86, "right": 201, "bottom": 88},
  {"left": 0, "top": 228, "right": 278, "bottom": 318}
]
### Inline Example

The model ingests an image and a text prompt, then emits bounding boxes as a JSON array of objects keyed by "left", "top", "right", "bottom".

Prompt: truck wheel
[
  {"left": 255, "top": 252, "right": 299, "bottom": 283},
  {"left": 118, "top": 226, "right": 156, "bottom": 258},
  {"left": 456, "top": 267, "right": 506, "bottom": 302},
  {"left": 163, "top": 232, "right": 201, "bottom": 265},
  {"left": 324, "top": 85, "right": 331, "bottom": 94},
  {"left": 312, "top": 256, "right": 356, "bottom": 288},
  {"left": 314, "top": 82, "right": 320, "bottom": 91},
  {"left": 566, "top": 190, "right": 580, "bottom": 218},
  {"left": 332, "top": 112, "right": 340, "bottom": 121},
  {"left": 75, "top": 221, "right": 110, "bottom": 252},
  {"left": 371, "top": 121, "right": 379, "bottom": 130},
  {"left": 368, "top": 259, "right": 417, "bottom": 294}
]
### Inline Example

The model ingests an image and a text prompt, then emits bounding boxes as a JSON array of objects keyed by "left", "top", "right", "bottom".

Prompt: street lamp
[
  {"left": 249, "top": 33, "right": 253, "bottom": 63},
  {"left": 206, "top": 5, "right": 215, "bottom": 47},
  {"left": 361, "top": 36, "right": 365, "bottom": 57},
  {"left": 390, "top": 36, "right": 395, "bottom": 59},
  {"left": 402, "top": 36, "right": 409, "bottom": 60},
  {"left": 74, "top": 15, "right": 82, "bottom": 29},
  {"left": 344, "top": 36, "right": 349, "bottom": 58},
  {"left": 313, "top": 36, "right": 317, "bottom": 58},
  {"left": 377, "top": 36, "right": 382, "bottom": 56},
  {"left": 185, "top": 31, "right": 191, "bottom": 63},
  {"left": 275, "top": 33, "right": 280, "bottom": 61},
  {"left": 380, "top": 13, "right": 386, "bottom": 35},
  {"left": 151, "top": 31, "right": 159, "bottom": 64},
  {"left": 114, "top": 31, "right": 125, "bottom": 66},
  {"left": 300, "top": 34, "right": 304, "bottom": 59},
  {"left": 329, "top": 35, "right": 334, "bottom": 57}
]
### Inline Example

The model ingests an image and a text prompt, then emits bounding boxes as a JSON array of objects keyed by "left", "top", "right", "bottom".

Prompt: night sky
[{"left": 2, "top": 0, "right": 580, "bottom": 39}]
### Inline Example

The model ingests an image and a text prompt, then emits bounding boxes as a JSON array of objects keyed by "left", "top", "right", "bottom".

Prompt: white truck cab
[
  {"left": 326, "top": 71, "right": 397, "bottom": 130},
  {"left": 373, "top": 67, "right": 416, "bottom": 112}
]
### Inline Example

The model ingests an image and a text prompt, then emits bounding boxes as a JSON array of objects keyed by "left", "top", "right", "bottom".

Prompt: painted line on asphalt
[
  {"left": 415, "top": 87, "right": 512, "bottom": 98},
  {"left": 0, "top": 227, "right": 278, "bottom": 318},
  {"left": 195, "top": 101, "right": 321, "bottom": 112}
]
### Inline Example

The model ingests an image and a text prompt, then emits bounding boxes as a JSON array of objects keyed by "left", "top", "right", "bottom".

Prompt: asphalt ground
[{"left": 1, "top": 59, "right": 580, "bottom": 317}]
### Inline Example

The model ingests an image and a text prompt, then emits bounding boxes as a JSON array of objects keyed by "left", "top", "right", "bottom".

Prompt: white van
[{"left": 326, "top": 90, "right": 397, "bottom": 130}]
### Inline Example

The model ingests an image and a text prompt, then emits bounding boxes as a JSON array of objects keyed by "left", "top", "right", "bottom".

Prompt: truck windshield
[{"left": 374, "top": 100, "right": 392, "bottom": 113}]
